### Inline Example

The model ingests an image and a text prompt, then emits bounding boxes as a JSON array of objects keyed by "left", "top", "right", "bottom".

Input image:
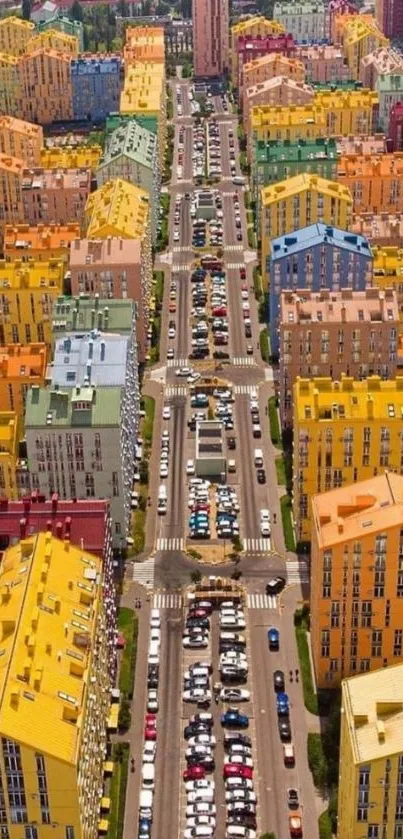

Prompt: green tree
[
  {"left": 190, "top": 569, "right": 202, "bottom": 584},
  {"left": 182, "top": 62, "right": 192, "bottom": 78},
  {"left": 70, "top": 0, "right": 83, "bottom": 21},
  {"left": 22, "top": 0, "right": 32, "bottom": 19}
]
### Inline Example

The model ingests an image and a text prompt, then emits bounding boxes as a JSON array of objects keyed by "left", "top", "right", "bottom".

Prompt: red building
[
  {"left": 376, "top": 0, "right": 403, "bottom": 38},
  {"left": 388, "top": 101, "right": 403, "bottom": 150}
]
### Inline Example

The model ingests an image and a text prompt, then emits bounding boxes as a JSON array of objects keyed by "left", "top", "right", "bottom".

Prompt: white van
[
  {"left": 228, "top": 459, "right": 236, "bottom": 473},
  {"left": 139, "top": 788, "right": 153, "bottom": 819},
  {"left": 157, "top": 484, "right": 167, "bottom": 515},
  {"left": 220, "top": 615, "right": 246, "bottom": 629},
  {"left": 232, "top": 175, "right": 246, "bottom": 186},
  {"left": 254, "top": 449, "right": 263, "bottom": 467},
  {"left": 141, "top": 764, "right": 155, "bottom": 789}
]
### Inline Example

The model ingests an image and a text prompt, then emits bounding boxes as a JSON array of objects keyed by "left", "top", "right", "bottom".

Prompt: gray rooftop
[{"left": 49, "top": 332, "right": 129, "bottom": 388}]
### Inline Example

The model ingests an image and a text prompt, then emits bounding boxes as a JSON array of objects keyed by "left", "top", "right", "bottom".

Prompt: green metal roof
[
  {"left": 26, "top": 384, "right": 122, "bottom": 428},
  {"left": 254, "top": 137, "right": 337, "bottom": 164},
  {"left": 52, "top": 295, "right": 135, "bottom": 335}
]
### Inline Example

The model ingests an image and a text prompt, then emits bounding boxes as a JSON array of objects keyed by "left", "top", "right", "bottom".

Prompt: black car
[
  {"left": 186, "top": 617, "right": 210, "bottom": 630},
  {"left": 220, "top": 642, "right": 247, "bottom": 655},
  {"left": 227, "top": 814, "right": 257, "bottom": 830},
  {"left": 184, "top": 723, "right": 212, "bottom": 740},
  {"left": 186, "top": 754, "right": 215, "bottom": 770},
  {"left": 266, "top": 576, "right": 286, "bottom": 596},
  {"left": 257, "top": 469, "right": 266, "bottom": 484},
  {"left": 245, "top": 325, "right": 252, "bottom": 338},
  {"left": 147, "top": 672, "right": 158, "bottom": 688},
  {"left": 224, "top": 733, "right": 252, "bottom": 749},
  {"left": 228, "top": 437, "right": 236, "bottom": 450},
  {"left": 220, "top": 669, "right": 248, "bottom": 684},
  {"left": 278, "top": 719, "right": 292, "bottom": 742},
  {"left": 273, "top": 670, "right": 285, "bottom": 692},
  {"left": 190, "top": 349, "right": 209, "bottom": 359},
  {"left": 213, "top": 351, "right": 230, "bottom": 359}
]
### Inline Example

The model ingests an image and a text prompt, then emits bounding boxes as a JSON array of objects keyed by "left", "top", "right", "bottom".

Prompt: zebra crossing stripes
[
  {"left": 172, "top": 263, "right": 192, "bottom": 272},
  {"left": 165, "top": 385, "right": 187, "bottom": 397},
  {"left": 156, "top": 537, "right": 185, "bottom": 551},
  {"left": 247, "top": 593, "right": 277, "bottom": 610},
  {"left": 243, "top": 538, "right": 271, "bottom": 553},
  {"left": 232, "top": 357, "right": 255, "bottom": 367},
  {"left": 226, "top": 262, "right": 244, "bottom": 269},
  {"left": 153, "top": 592, "right": 183, "bottom": 609},
  {"left": 234, "top": 385, "right": 259, "bottom": 394},
  {"left": 172, "top": 245, "right": 193, "bottom": 253},
  {"left": 287, "top": 560, "right": 310, "bottom": 586},
  {"left": 225, "top": 244, "right": 244, "bottom": 252},
  {"left": 167, "top": 358, "right": 188, "bottom": 368},
  {"left": 132, "top": 556, "right": 155, "bottom": 589}
]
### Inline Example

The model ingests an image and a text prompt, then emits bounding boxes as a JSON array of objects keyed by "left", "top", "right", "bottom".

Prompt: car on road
[
  {"left": 184, "top": 765, "right": 206, "bottom": 781},
  {"left": 185, "top": 779, "right": 215, "bottom": 793},
  {"left": 144, "top": 726, "right": 157, "bottom": 741},
  {"left": 186, "top": 459, "right": 196, "bottom": 475},
  {"left": 289, "top": 813, "right": 303, "bottom": 838},
  {"left": 257, "top": 469, "right": 266, "bottom": 484},
  {"left": 279, "top": 719, "right": 292, "bottom": 742},
  {"left": 224, "top": 755, "right": 253, "bottom": 769},
  {"left": 283, "top": 743, "right": 295, "bottom": 766},
  {"left": 142, "top": 741, "right": 157, "bottom": 763},
  {"left": 176, "top": 366, "right": 193, "bottom": 377},
  {"left": 223, "top": 764, "right": 253, "bottom": 780},
  {"left": 183, "top": 687, "right": 211, "bottom": 703},
  {"left": 266, "top": 576, "right": 286, "bottom": 595},
  {"left": 224, "top": 733, "right": 251, "bottom": 749},
  {"left": 184, "top": 723, "right": 211, "bottom": 740},
  {"left": 220, "top": 688, "right": 250, "bottom": 702},
  {"left": 273, "top": 670, "right": 285, "bottom": 692},
  {"left": 276, "top": 692, "right": 290, "bottom": 716},
  {"left": 167, "top": 348, "right": 174, "bottom": 359},
  {"left": 268, "top": 627, "right": 280, "bottom": 650},
  {"left": 162, "top": 406, "right": 171, "bottom": 420},
  {"left": 287, "top": 789, "right": 299, "bottom": 809},
  {"left": 168, "top": 327, "right": 176, "bottom": 338},
  {"left": 159, "top": 462, "right": 168, "bottom": 478}
]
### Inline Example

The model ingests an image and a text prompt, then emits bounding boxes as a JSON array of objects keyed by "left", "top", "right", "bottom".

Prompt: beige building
[
  {"left": 0, "top": 115, "right": 43, "bottom": 166},
  {"left": 243, "top": 76, "right": 314, "bottom": 135},
  {"left": 22, "top": 168, "right": 91, "bottom": 228},
  {"left": 279, "top": 288, "right": 399, "bottom": 427},
  {"left": 351, "top": 212, "right": 403, "bottom": 246},
  {"left": 241, "top": 53, "right": 306, "bottom": 107}
]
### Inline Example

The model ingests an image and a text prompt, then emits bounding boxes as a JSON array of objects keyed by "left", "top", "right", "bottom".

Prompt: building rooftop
[
  {"left": 342, "top": 662, "right": 403, "bottom": 764},
  {"left": 296, "top": 44, "right": 346, "bottom": 59},
  {"left": 336, "top": 135, "right": 386, "bottom": 156},
  {"left": 373, "top": 245, "right": 403, "bottom": 273},
  {"left": 99, "top": 119, "right": 157, "bottom": 171},
  {"left": 21, "top": 167, "right": 91, "bottom": 191},
  {"left": 270, "top": 222, "right": 370, "bottom": 256},
  {"left": 70, "top": 54, "right": 120, "bottom": 72},
  {"left": 85, "top": 178, "right": 150, "bottom": 240},
  {"left": 235, "top": 33, "right": 296, "bottom": 52},
  {"left": 25, "top": 383, "right": 122, "bottom": 428},
  {"left": 251, "top": 103, "right": 326, "bottom": 130},
  {"left": 337, "top": 152, "right": 403, "bottom": 177},
  {"left": 0, "top": 259, "right": 64, "bottom": 290},
  {"left": 232, "top": 15, "right": 285, "bottom": 37},
  {"left": 243, "top": 52, "right": 303, "bottom": 74},
  {"left": 312, "top": 472, "right": 403, "bottom": 548},
  {"left": 254, "top": 137, "right": 337, "bottom": 164},
  {"left": 69, "top": 236, "right": 141, "bottom": 267},
  {"left": 350, "top": 212, "right": 403, "bottom": 243},
  {"left": 0, "top": 412, "right": 19, "bottom": 456},
  {"left": 280, "top": 287, "right": 396, "bottom": 326},
  {"left": 314, "top": 88, "right": 378, "bottom": 108},
  {"left": 343, "top": 16, "right": 388, "bottom": 46},
  {"left": 0, "top": 115, "right": 43, "bottom": 141},
  {"left": 295, "top": 375, "right": 403, "bottom": 423},
  {"left": 0, "top": 532, "right": 102, "bottom": 763},
  {"left": 40, "top": 146, "right": 102, "bottom": 171},
  {"left": 262, "top": 172, "right": 352, "bottom": 205},
  {"left": 49, "top": 332, "right": 129, "bottom": 388},
  {"left": 0, "top": 343, "right": 47, "bottom": 380},
  {"left": 28, "top": 28, "right": 78, "bottom": 54},
  {"left": 52, "top": 294, "right": 134, "bottom": 335},
  {"left": 361, "top": 45, "right": 403, "bottom": 73},
  {"left": 245, "top": 75, "right": 314, "bottom": 100},
  {"left": 4, "top": 223, "right": 80, "bottom": 255},
  {"left": 273, "top": 1, "right": 326, "bottom": 11}
]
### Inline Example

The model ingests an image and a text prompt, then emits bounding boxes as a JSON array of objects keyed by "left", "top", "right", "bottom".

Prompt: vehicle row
[
  {"left": 137, "top": 608, "right": 162, "bottom": 839},
  {"left": 173, "top": 192, "right": 184, "bottom": 243}
]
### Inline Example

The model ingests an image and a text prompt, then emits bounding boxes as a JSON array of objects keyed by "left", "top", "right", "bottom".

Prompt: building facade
[
  {"left": 311, "top": 475, "right": 403, "bottom": 689},
  {"left": 372, "top": 245, "right": 403, "bottom": 313},
  {"left": 18, "top": 49, "right": 74, "bottom": 124},
  {"left": 388, "top": 101, "right": 403, "bottom": 151},
  {"left": 0, "top": 411, "right": 20, "bottom": 499},
  {"left": 192, "top": 0, "right": 229, "bottom": 78},
  {"left": 3, "top": 223, "right": 80, "bottom": 263},
  {"left": 376, "top": 0, "right": 403, "bottom": 38},
  {"left": 0, "top": 342, "right": 47, "bottom": 424},
  {"left": 294, "top": 376, "right": 403, "bottom": 540},
  {"left": 21, "top": 168, "right": 92, "bottom": 229},
  {"left": 351, "top": 213, "right": 403, "bottom": 246},
  {"left": 272, "top": 1, "right": 327, "bottom": 41},
  {"left": 337, "top": 153, "right": 403, "bottom": 213},
  {"left": 0, "top": 115, "right": 42, "bottom": 166},
  {"left": 0, "top": 259, "right": 63, "bottom": 348},
  {"left": 295, "top": 44, "right": 350, "bottom": 84},
  {"left": 279, "top": 288, "right": 398, "bottom": 427},
  {"left": 243, "top": 77, "right": 314, "bottom": 135},
  {"left": 235, "top": 34, "right": 296, "bottom": 93},
  {"left": 231, "top": 16, "right": 285, "bottom": 86},
  {"left": 71, "top": 56, "right": 121, "bottom": 123},
  {"left": 342, "top": 16, "right": 389, "bottom": 79},
  {"left": 40, "top": 145, "right": 102, "bottom": 172},
  {"left": 242, "top": 54, "right": 306, "bottom": 108}
]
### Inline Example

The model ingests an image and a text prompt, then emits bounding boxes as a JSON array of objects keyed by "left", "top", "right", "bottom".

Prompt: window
[
  {"left": 66, "top": 828, "right": 75, "bottom": 839},
  {"left": 367, "top": 826, "right": 379, "bottom": 839},
  {"left": 25, "top": 828, "right": 38, "bottom": 839},
  {"left": 357, "top": 807, "right": 368, "bottom": 822}
]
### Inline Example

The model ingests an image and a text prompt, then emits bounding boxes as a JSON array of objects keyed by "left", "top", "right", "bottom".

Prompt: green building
[{"left": 52, "top": 295, "right": 136, "bottom": 338}]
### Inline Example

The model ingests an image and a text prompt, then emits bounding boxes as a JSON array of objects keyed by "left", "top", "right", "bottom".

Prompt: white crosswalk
[
  {"left": 234, "top": 385, "right": 259, "bottom": 394},
  {"left": 153, "top": 592, "right": 183, "bottom": 609},
  {"left": 172, "top": 245, "right": 193, "bottom": 253},
  {"left": 247, "top": 593, "right": 277, "bottom": 610},
  {"left": 226, "top": 262, "right": 244, "bottom": 269},
  {"left": 222, "top": 191, "right": 238, "bottom": 197},
  {"left": 287, "top": 560, "right": 310, "bottom": 585},
  {"left": 243, "top": 538, "right": 271, "bottom": 553},
  {"left": 132, "top": 556, "right": 155, "bottom": 589},
  {"left": 172, "top": 263, "right": 192, "bottom": 272},
  {"left": 232, "top": 357, "right": 255, "bottom": 366},
  {"left": 167, "top": 358, "right": 188, "bottom": 368},
  {"left": 225, "top": 244, "right": 244, "bottom": 252},
  {"left": 156, "top": 537, "right": 185, "bottom": 551},
  {"left": 165, "top": 385, "right": 187, "bottom": 397}
]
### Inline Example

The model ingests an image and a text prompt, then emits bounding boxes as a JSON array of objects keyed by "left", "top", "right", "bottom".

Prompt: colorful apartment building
[
  {"left": 315, "top": 88, "right": 378, "bottom": 134},
  {"left": 97, "top": 119, "right": 159, "bottom": 244},
  {"left": 295, "top": 44, "right": 350, "bottom": 83},
  {"left": 0, "top": 412, "right": 20, "bottom": 499},
  {"left": 26, "top": 383, "right": 137, "bottom": 549},
  {"left": 35, "top": 14, "right": 84, "bottom": 51},
  {"left": 268, "top": 222, "right": 370, "bottom": 353},
  {"left": 372, "top": 246, "right": 403, "bottom": 314},
  {"left": 4, "top": 223, "right": 80, "bottom": 263},
  {"left": 18, "top": 48, "right": 73, "bottom": 124},
  {"left": 0, "top": 53, "right": 20, "bottom": 117},
  {"left": 242, "top": 54, "right": 305, "bottom": 109},
  {"left": 0, "top": 259, "right": 64, "bottom": 347},
  {"left": 40, "top": 145, "right": 102, "bottom": 172},
  {"left": 21, "top": 168, "right": 91, "bottom": 228},
  {"left": 0, "top": 16, "right": 34, "bottom": 56},
  {"left": 388, "top": 101, "right": 403, "bottom": 151},
  {"left": 293, "top": 376, "right": 403, "bottom": 540},
  {"left": 244, "top": 77, "right": 314, "bottom": 135},
  {"left": 120, "top": 62, "right": 165, "bottom": 166},
  {"left": 251, "top": 138, "right": 338, "bottom": 225},
  {"left": 342, "top": 16, "right": 389, "bottom": 79},
  {"left": 124, "top": 25, "right": 165, "bottom": 65},
  {"left": 311, "top": 476, "right": 403, "bottom": 690},
  {"left": 250, "top": 103, "right": 327, "bottom": 148},
  {"left": 279, "top": 288, "right": 398, "bottom": 426},
  {"left": 328, "top": 0, "right": 358, "bottom": 43},
  {"left": 337, "top": 153, "right": 403, "bottom": 213},
  {"left": 86, "top": 177, "right": 151, "bottom": 242},
  {"left": 71, "top": 56, "right": 121, "bottom": 123},
  {"left": 261, "top": 175, "right": 353, "bottom": 292},
  {"left": 338, "top": 663, "right": 403, "bottom": 839},
  {"left": 337, "top": 134, "right": 386, "bottom": 156},
  {"left": 0, "top": 115, "right": 42, "bottom": 166},
  {"left": 52, "top": 294, "right": 135, "bottom": 340},
  {"left": 29, "top": 28, "right": 78, "bottom": 55},
  {"left": 231, "top": 16, "right": 285, "bottom": 85},
  {"left": 0, "top": 153, "right": 24, "bottom": 225},
  {"left": 333, "top": 11, "right": 374, "bottom": 44},
  {"left": 0, "top": 531, "right": 116, "bottom": 839},
  {"left": 234, "top": 35, "right": 296, "bottom": 93},
  {"left": 272, "top": 1, "right": 327, "bottom": 41},
  {"left": 69, "top": 238, "right": 151, "bottom": 361},
  {"left": 0, "top": 343, "right": 47, "bottom": 423},
  {"left": 351, "top": 213, "right": 403, "bottom": 245},
  {"left": 376, "top": 0, "right": 403, "bottom": 38},
  {"left": 360, "top": 47, "right": 403, "bottom": 129}
]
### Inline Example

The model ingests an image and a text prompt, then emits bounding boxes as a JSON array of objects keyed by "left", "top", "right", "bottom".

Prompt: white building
[{"left": 272, "top": 1, "right": 327, "bottom": 42}]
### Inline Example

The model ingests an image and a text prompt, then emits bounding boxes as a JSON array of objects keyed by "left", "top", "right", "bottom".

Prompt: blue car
[
  {"left": 268, "top": 627, "right": 280, "bottom": 650},
  {"left": 138, "top": 818, "right": 152, "bottom": 838},
  {"left": 276, "top": 692, "right": 289, "bottom": 716},
  {"left": 221, "top": 710, "right": 249, "bottom": 728},
  {"left": 189, "top": 515, "right": 209, "bottom": 527}
]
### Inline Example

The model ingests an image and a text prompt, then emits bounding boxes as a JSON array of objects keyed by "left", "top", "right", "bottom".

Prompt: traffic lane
[
  {"left": 227, "top": 266, "right": 246, "bottom": 359},
  {"left": 249, "top": 613, "right": 291, "bottom": 838},
  {"left": 219, "top": 122, "right": 231, "bottom": 178},
  {"left": 235, "top": 396, "right": 261, "bottom": 537},
  {"left": 152, "top": 612, "right": 184, "bottom": 839},
  {"left": 163, "top": 398, "right": 187, "bottom": 538},
  {"left": 184, "top": 124, "right": 193, "bottom": 181},
  {"left": 180, "top": 193, "right": 192, "bottom": 248},
  {"left": 257, "top": 383, "right": 284, "bottom": 552},
  {"left": 180, "top": 82, "right": 191, "bottom": 117},
  {"left": 177, "top": 271, "right": 190, "bottom": 360},
  {"left": 123, "top": 600, "right": 150, "bottom": 836},
  {"left": 223, "top": 194, "right": 237, "bottom": 246}
]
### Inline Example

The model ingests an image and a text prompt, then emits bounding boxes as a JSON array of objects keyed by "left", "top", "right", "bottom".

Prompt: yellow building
[
  {"left": 231, "top": 16, "right": 285, "bottom": 85},
  {"left": 311, "top": 474, "right": 403, "bottom": 689},
  {"left": 40, "top": 145, "right": 102, "bottom": 172},
  {"left": 338, "top": 663, "right": 403, "bottom": 839},
  {"left": 0, "top": 531, "right": 115, "bottom": 839},
  {"left": 261, "top": 174, "right": 353, "bottom": 286},
  {"left": 85, "top": 178, "right": 150, "bottom": 241},
  {"left": 373, "top": 246, "right": 403, "bottom": 315},
  {"left": 0, "top": 153, "right": 24, "bottom": 227},
  {"left": 0, "top": 53, "right": 20, "bottom": 116},
  {"left": 28, "top": 28, "right": 79, "bottom": 56},
  {"left": 314, "top": 88, "right": 378, "bottom": 134},
  {"left": 4, "top": 223, "right": 80, "bottom": 264},
  {"left": 343, "top": 16, "right": 389, "bottom": 79},
  {"left": 120, "top": 61, "right": 166, "bottom": 165},
  {"left": 293, "top": 376, "right": 403, "bottom": 541},
  {"left": 0, "top": 115, "right": 43, "bottom": 166},
  {"left": 0, "top": 411, "right": 20, "bottom": 499},
  {"left": 0, "top": 259, "right": 64, "bottom": 347},
  {"left": 0, "top": 16, "right": 34, "bottom": 56}
]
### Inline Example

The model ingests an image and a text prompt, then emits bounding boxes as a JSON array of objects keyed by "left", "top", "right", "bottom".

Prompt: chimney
[
  {"left": 19, "top": 517, "right": 27, "bottom": 539},
  {"left": 95, "top": 293, "right": 99, "bottom": 310},
  {"left": 86, "top": 360, "right": 92, "bottom": 381},
  {"left": 367, "top": 395, "right": 374, "bottom": 419},
  {"left": 100, "top": 341, "right": 106, "bottom": 361},
  {"left": 56, "top": 521, "right": 63, "bottom": 538}
]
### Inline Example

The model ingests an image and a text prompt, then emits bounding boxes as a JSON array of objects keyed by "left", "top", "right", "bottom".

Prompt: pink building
[
  {"left": 336, "top": 135, "right": 387, "bottom": 155},
  {"left": 22, "top": 168, "right": 91, "bottom": 228},
  {"left": 295, "top": 45, "right": 350, "bottom": 84},
  {"left": 69, "top": 237, "right": 149, "bottom": 361},
  {"left": 279, "top": 287, "right": 399, "bottom": 427},
  {"left": 351, "top": 212, "right": 403, "bottom": 244},
  {"left": 243, "top": 77, "right": 314, "bottom": 134},
  {"left": 328, "top": 0, "right": 358, "bottom": 43},
  {"left": 192, "top": 0, "right": 229, "bottom": 77},
  {"left": 236, "top": 34, "right": 296, "bottom": 92},
  {"left": 388, "top": 101, "right": 403, "bottom": 150}
]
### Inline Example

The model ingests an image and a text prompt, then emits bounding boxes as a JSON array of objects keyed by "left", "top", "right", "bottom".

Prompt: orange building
[
  {"left": 4, "top": 223, "right": 80, "bottom": 263},
  {"left": 0, "top": 343, "right": 47, "bottom": 424},
  {"left": 123, "top": 26, "right": 165, "bottom": 67},
  {"left": 311, "top": 473, "right": 403, "bottom": 688},
  {"left": 337, "top": 153, "right": 403, "bottom": 212},
  {"left": 333, "top": 12, "right": 374, "bottom": 44},
  {"left": 242, "top": 53, "right": 306, "bottom": 107},
  {"left": 0, "top": 115, "right": 42, "bottom": 166},
  {"left": 0, "top": 153, "right": 24, "bottom": 227},
  {"left": 18, "top": 49, "right": 73, "bottom": 125}
]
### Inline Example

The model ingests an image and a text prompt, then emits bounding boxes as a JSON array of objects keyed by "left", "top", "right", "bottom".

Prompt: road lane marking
[
  {"left": 247, "top": 593, "right": 278, "bottom": 610},
  {"left": 243, "top": 538, "right": 271, "bottom": 552},
  {"left": 286, "top": 559, "right": 310, "bottom": 585},
  {"left": 132, "top": 556, "right": 155, "bottom": 588},
  {"left": 232, "top": 357, "right": 256, "bottom": 366},
  {"left": 153, "top": 592, "right": 183, "bottom": 609},
  {"left": 156, "top": 537, "right": 185, "bottom": 551},
  {"left": 167, "top": 358, "right": 189, "bottom": 367},
  {"left": 165, "top": 386, "right": 187, "bottom": 397}
]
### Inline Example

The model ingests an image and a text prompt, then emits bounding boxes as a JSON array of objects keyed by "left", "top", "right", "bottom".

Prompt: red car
[
  {"left": 190, "top": 503, "right": 211, "bottom": 513},
  {"left": 144, "top": 727, "right": 157, "bottom": 741},
  {"left": 212, "top": 307, "right": 227, "bottom": 317},
  {"left": 145, "top": 713, "right": 157, "bottom": 727},
  {"left": 240, "top": 269, "right": 246, "bottom": 280},
  {"left": 188, "top": 607, "right": 209, "bottom": 618},
  {"left": 233, "top": 193, "right": 238, "bottom": 202},
  {"left": 183, "top": 765, "right": 206, "bottom": 781},
  {"left": 224, "top": 764, "right": 253, "bottom": 779},
  {"left": 241, "top": 283, "right": 248, "bottom": 291}
]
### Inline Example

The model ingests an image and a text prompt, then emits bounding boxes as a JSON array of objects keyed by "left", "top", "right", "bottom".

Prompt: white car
[
  {"left": 174, "top": 231, "right": 180, "bottom": 241},
  {"left": 162, "top": 406, "right": 171, "bottom": 420},
  {"left": 225, "top": 778, "right": 254, "bottom": 791},
  {"left": 220, "top": 688, "right": 250, "bottom": 702},
  {"left": 150, "top": 628, "right": 161, "bottom": 644},
  {"left": 142, "top": 741, "right": 157, "bottom": 763},
  {"left": 185, "top": 779, "right": 215, "bottom": 793},
  {"left": 188, "top": 734, "right": 216, "bottom": 748},
  {"left": 224, "top": 754, "right": 253, "bottom": 768},
  {"left": 186, "top": 459, "right": 195, "bottom": 475},
  {"left": 147, "top": 690, "right": 158, "bottom": 712},
  {"left": 184, "top": 828, "right": 214, "bottom": 839},
  {"left": 150, "top": 608, "right": 160, "bottom": 628},
  {"left": 183, "top": 687, "right": 212, "bottom": 702},
  {"left": 261, "top": 522, "right": 270, "bottom": 536},
  {"left": 186, "top": 815, "right": 216, "bottom": 828},
  {"left": 176, "top": 366, "right": 193, "bottom": 377},
  {"left": 188, "top": 373, "right": 201, "bottom": 384},
  {"left": 260, "top": 509, "right": 271, "bottom": 523},
  {"left": 187, "top": 789, "right": 215, "bottom": 804},
  {"left": 186, "top": 802, "right": 216, "bottom": 818},
  {"left": 168, "top": 327, "right": 176, "bottom": 339},
  {"left": 183, "top": 638, "right": 209, "bottom": 651},
  {"left": 160, "top": 463, "right": 168, "bottom": 478}
]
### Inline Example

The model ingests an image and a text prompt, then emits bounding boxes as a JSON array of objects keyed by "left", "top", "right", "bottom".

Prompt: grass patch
[
  {"left": 275, "top": 456, "right": 286, "bottom": 486},
  {"left": 247, "top": 226, "right": 256, "bottom": 249},
  {"left": 142, "top": 396, "right": 155, "bottom": 445},
  {"left": 280, "top": 495, "right": 296, "bottom": 552},
  {"left": 268, "top": 396, "right": 282, "bottom": 448},
  {"left": 154, "top": 271, "right": 164, "bottom": 307},
  {"left": 318, "top": 810, "right": 333, "bottom": 839},
  {"left": 107, "top": 743, "right": 129, "bottom": 839},
  {"left": 294, "top": 609, "right": 318, "bottom": 715},
  {"left": 259, "top": 327, "right": 269, "bottom": 362},
  {"left": 308, "top": 734, "right": 328, "bottom": 791},
  {"left": 131, "top": 508, "right": 146, "bottom": 555},
  {"left": 253, "top": 266, "right": 262, "bottom": 302},
  {"left": 118, "top": 608, "right": 139, "bottom": 698}
]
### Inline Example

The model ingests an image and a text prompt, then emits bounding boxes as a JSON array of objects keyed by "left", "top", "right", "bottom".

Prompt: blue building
[
  {"left": 269, "top": 224, "right": 373, "bottom": 354},
  {"left": 71, "top": 56, "right": 121, "bottom": 123}
]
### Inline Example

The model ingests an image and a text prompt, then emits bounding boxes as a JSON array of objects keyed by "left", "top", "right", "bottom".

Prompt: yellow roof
[
  {"left": 294, "top": 374, "right": 403, "bottom": 422},
  {"left": 232, "top": 15, "right": 285, "bottom": 37},
  {"left": 342, "top": 663, "right": 403, "bottom": 764},
  {"left": 343, "top": 16, "right": 388, "bottom": 46},
  {"left": 0, "top": 259, "right": 64, "bottom": 290},
  {"left": 251, "top": 103, "right": 326, "bottom": 130},
  {"left": 262, "top": 172, "right": 352, "bottom": 206},
  {"left": 85, "top": 178, "right": 150, "bottom": 240},
  {"left": 28, "top": 29, "right": 79, "bottom": 55},
  {"left": 0, "top": 412, "right": 19, "bottom": 455},
  {"left": 0, "top": 533, "right": 103, "bottom": 763},
  {"left": 40, "top": 145, "right": 102, "bottom": 171}
]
